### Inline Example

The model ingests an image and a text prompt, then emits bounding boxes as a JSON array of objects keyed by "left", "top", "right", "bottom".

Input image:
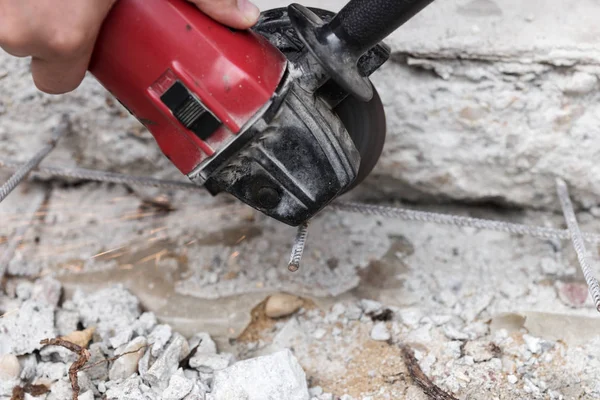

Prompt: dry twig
[
  {"left": 10, "top": 383, "right": 49, "bottom": 400},
  {"left": 400, "top": 345, "right": 458, "bottom": 400},
  {"left": 39, "top": 336, "right": 152, "bottom": 399},
  {"left": 40, "top": 338, "right": 90, "bottom": 400},
  {"left": 79, "top": 345, "right": 150, "bottom": 372}
]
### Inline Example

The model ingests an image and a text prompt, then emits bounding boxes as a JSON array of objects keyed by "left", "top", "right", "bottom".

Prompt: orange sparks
[
  {"left": 0, "top": 309, "right": 19, "bottom": 319},
  {"left": 136, "top": 249, "right": 168, "bottom": 265},
  {"left": 235, "top": 235, "right": 247, "bottom": 245},
  {"left": 119, "top": 211, "right": 159, "bottom": 221},
  {"left": 150, "top": 227, "right": 168, "bottom": 234},
  {"left": 90, "top": 245, "right": 128, "bottom": 259}
]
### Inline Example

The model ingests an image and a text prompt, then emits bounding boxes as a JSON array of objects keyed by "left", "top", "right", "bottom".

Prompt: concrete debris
[
  {"left": 61, "top": 327, "right": 95, "bottom": 349},
  {"left": 35, "top": 361, "right": 68, "bottom": 382},
  {"left": 265, "top": 293, "right": 304, "bottom": 319},
  {"left": 0, "top": 378, "right": 18, "bottom": 397},
  {"left": 0, "top": 354, "right": 20, "bottom": 381},
  {"left": 0, "top": 300, "right": 55, "bottom": 356},
  {"left": 149, "top": 324, "right": 173, "bottom": 357},
  {"left": 0, "top": 212, "right": 599, "bottom": 400},
  {"left": 523, "top": 334, "right": 543, "bottom": 354},
  {"left": 39, "top": 343, "right": 78, "bottom": 363},
  {"left": 109, "top": 336, "right": 148, "bottom": 381},
  {"left": 30, "top": 277, "right": 62, "bottom": 307},
  {"left": 18, "top": 354, "right": 37, "bottom": 381},
  {"left": 188, "top": 333, "right": 217, "bottom": 355},
  {"left": 397, "top": 309, "right": 422, "bottom": 329},
  {"left": 55, "top": 309, "right": 80, "bottom": 336},
  {"left": 86, "top": 343, "right": 110, "bottom": 381},
  {"left": 133, "top": 312, "right": 158, "bottom": 337},
  {"left": 15, "top": 281, "right": 33, "bottom": 301},
  {"left": 143, "top": 333, "right": 188, "bottom": 390},
  {"left": 344, "top": 303, "right": 363, "bottom": 321},
  {"left": 359, "top": 300, "right": 382, "bottom": 315},
  {"left": 370, "top": 322, "right": 391, "bottom": 342},
  {"left": 79, "top": 390, "right": 94, "bottom": 400},
  {"left": 72, "top": 285, "right": 141, "bottom": 345},
  {"left": 184, "top": 382, "right": 209, "bottom": 400},
  {"left": 46, "top": 378, "right": 72, "bottom": 400},
  {"left": 210, "top": 350, "right": 309, "bottom": 400},
  {"left": 463, "top": 341, "right": 496, "bottom": 362},
  {"left": 109, "top": 327, "right": 134, "bottom": 349},
  {"left": 443, "top": 324, "right": 470, "bottom": 341},
  {"left": 190, "top": 352, "right": 235, "bottom": 373},
  {"left": 105, "top": 375, "right": 148, "bottom": 400},
  {"left": 162, "top": 373, "right": 194, "bottom": 400}
]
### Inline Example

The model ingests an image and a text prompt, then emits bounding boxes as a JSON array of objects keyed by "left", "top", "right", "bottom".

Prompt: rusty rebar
[{"left": 0, "top": 115, "right": 69, "bottom": 204}]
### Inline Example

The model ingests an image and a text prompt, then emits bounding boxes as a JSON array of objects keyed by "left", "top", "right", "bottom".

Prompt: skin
[{"left": 0, "top": 0, "right": 261, "bottom": 94}]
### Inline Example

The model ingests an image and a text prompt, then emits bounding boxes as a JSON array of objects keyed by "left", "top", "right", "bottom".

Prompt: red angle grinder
[{"left": 88, "top": 0, "right": 434, "bottom": 226}]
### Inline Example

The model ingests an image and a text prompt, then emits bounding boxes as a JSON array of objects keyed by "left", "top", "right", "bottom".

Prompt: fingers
[
  {"left": 0, "top": 0, "right": 118, "bottom": 94},
  {"left": 188, "top": 0, "right": 260, "bottom": 29},
  {"left": 30, "top": 50, "right": 92, "bottom": 94}
]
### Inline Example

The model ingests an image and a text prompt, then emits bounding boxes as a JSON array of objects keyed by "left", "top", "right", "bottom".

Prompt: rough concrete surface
[{"left": 3, "top": 0, "right": 600, "bottom": 399}]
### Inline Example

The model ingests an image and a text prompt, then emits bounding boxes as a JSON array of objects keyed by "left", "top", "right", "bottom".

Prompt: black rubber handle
[{"left": 328, "top": 0, "right": 435, "bottom": 54}]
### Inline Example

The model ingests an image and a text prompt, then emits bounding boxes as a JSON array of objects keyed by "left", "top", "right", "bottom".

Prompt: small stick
[
  {"left": 79, "top": 344, "right": 150, "bottom": 372},
  {"left": 400, "top": 345, "right": 458, "bottom": 400},
  {"left": 40, "top": 338, "right": 89, "bottom": 400}
]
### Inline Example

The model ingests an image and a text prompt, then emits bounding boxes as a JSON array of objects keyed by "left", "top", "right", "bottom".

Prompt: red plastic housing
[{"left": 89, "top": 0, "right": 287, "bottom": 175}]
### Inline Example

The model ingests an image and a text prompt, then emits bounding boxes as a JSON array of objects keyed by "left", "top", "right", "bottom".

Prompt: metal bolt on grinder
[{"left": 88, "top": 0, "right": 435, "bottom": 226}]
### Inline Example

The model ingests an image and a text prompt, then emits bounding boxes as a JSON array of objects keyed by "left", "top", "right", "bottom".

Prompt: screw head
[{"left": 256, "top": 187, "right": 281, "bottom": 209}]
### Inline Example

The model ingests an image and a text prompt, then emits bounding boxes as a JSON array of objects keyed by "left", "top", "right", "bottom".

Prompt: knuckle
[
  {"left": 46, "top": 28, "right": 88, "bottom": 57},
  {"left": 0, "top": 28, "right": 30, "bottom": 54}
]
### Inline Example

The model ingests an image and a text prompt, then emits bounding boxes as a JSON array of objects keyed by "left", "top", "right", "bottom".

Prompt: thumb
[{"left": 188, "top": 0, "right": 261, "bottom": 29}]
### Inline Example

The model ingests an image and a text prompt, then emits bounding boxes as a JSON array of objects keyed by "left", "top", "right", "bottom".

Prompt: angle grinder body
[{"left": 88, "top": 0, "right": 433, "bottom": 226}]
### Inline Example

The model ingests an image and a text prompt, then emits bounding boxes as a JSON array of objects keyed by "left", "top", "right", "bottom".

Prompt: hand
[{"left": 0, "top": 0, "right": 261, "bottom": 94}]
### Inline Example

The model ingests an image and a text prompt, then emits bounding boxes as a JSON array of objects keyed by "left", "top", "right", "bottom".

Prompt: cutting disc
[{"left": 334, "top": 85, "right": 387, "bottom": 191}]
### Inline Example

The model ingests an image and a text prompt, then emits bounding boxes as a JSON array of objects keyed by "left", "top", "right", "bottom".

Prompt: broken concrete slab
[
  {"left": 0, "top": 300, "right": 55, "bottom": 356},
  {"left": 210, "top": 350, "right": 309, "bottom": 400},
  {"left": 109, "top": 336, "right": 148, "bottom": 381},
  {"left": 143, "top": 333, "right": 188, "bottom": 391},
  {"left": 162, "top": 373, "right": 194, "bottom": 400},
  {"left": 72, "top": 284, "right": 141, "bottom": 344}
]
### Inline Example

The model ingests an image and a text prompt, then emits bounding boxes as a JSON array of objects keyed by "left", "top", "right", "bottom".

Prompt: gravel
[
  {"left": 0, "top": 299, "right": 56, "bottom": 356},
  {"left": 0, "top": 272, "right": 599, "bottom": 400},
  {"left": 370, "top": 322, "right": 391, "bottom": 342},
  {"left": 210, "top": 350, "right": 309, "bottom": 400}
]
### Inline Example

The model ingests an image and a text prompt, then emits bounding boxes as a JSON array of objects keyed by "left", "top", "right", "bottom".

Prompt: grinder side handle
[{"left": 329, "top": 0, "right": 435, "bottom": 55}]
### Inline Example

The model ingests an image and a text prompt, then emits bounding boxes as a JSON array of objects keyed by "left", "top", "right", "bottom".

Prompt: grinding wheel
[{"left": 335, "top": 84, "right": 387, "bottom": 191}]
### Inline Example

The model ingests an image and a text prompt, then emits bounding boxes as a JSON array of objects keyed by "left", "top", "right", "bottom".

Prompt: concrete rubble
[
  {"left": 0, "top": 277, "right": 598, "bottom": 399},
  {"left": 0, "top": 283, "right": 314, "bottom": 400}
]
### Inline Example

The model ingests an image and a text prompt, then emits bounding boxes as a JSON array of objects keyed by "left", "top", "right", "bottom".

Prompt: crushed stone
[{"left": 1, "top": 235, "right": 600, "bottom": 400}]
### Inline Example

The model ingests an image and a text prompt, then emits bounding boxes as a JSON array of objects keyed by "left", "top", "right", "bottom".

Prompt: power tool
[{"left": 88, "top": 0, "right": 434, "bottom": 226}]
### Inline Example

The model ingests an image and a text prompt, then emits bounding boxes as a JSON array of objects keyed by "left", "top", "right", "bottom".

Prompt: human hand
[{"left": 0, "top": 0, "right": 260, "bottom": 94}]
